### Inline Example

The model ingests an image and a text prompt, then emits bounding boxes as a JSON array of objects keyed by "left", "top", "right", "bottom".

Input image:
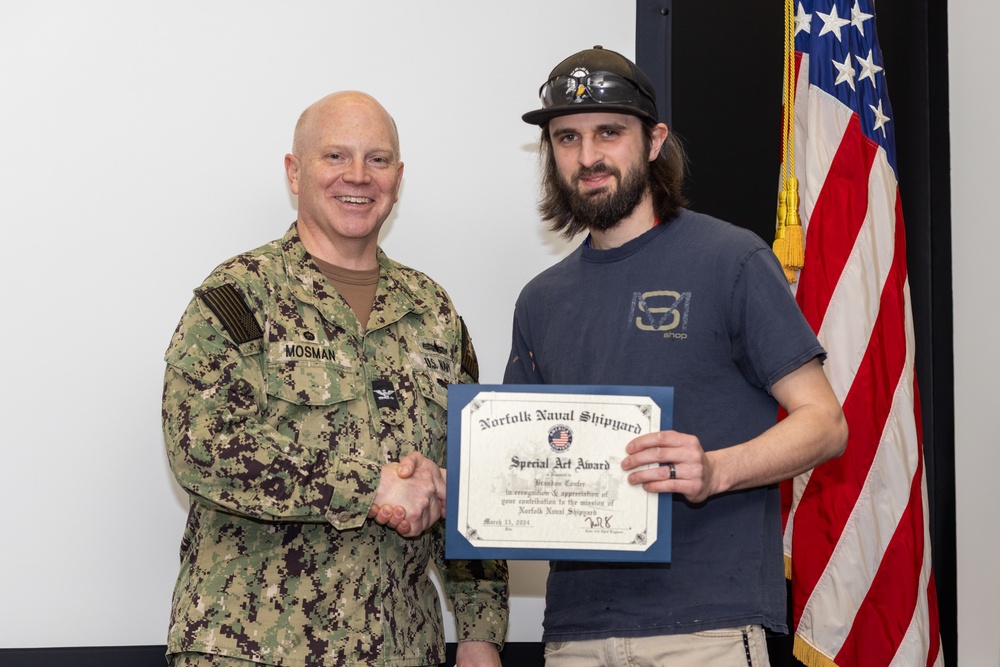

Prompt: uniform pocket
[
  {"left": 413, "top": 369, "right": 450, "bottom": 410},
  {"left": 263, "top": 361, "right": 365, "bottom": 452},
  {"left": 266, "top": 361, "right": 362, "bottom": 406}
]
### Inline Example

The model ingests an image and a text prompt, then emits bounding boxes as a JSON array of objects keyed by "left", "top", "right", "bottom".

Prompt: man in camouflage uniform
[{"left": 162, "top": 91, "right": 508, "bottom": 667}]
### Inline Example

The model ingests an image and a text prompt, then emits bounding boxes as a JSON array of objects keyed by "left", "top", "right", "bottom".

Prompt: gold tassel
[
  {"left": 777, "top": 186, "right": 788, "bottom": 229},
  {"left": 771, "top": 188, "right": 802, "bottom": 284},
  {"left": 774, "top": 0, "right": 803, "bottom": 284},
  {"left": 773, "top": 186, "right": 788, "bottom": 260},
  {"left": 773, "top": 178, "right": 804, "bottom": 282},
  {"left": 783, "top": 176, "right": 805, "bottom": 269}
]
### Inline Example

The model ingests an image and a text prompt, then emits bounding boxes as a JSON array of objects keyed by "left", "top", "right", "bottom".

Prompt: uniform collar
[{"left": 280, "top": 223, "right": 426, "bottom": 335}]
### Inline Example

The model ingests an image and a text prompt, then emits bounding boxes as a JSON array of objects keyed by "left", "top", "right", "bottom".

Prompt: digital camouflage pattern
[{"left": 162, "top": 224, "right": 508, "bottom": 666}]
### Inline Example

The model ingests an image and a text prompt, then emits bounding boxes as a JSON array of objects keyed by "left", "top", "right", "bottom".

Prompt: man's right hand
[{"left": 368, "top": 452, "right": 446, "bottom": 538}]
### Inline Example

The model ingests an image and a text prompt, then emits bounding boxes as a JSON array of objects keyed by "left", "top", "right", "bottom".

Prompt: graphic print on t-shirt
[{"left": 629, "top": 290, "right": 691, "bottom": 339}]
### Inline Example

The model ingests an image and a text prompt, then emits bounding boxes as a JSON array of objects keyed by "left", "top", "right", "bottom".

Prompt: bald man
[{"left": 162, "top": 92, "right": 508, "bottom": 667}]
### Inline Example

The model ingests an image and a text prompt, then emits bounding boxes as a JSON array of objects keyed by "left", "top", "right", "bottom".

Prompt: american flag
[
  {"left": 779, "top": 1, "right": 943, "bottom": 665},
  {"left": 550, "top": 427, "right": 571, "bottom": 447}
]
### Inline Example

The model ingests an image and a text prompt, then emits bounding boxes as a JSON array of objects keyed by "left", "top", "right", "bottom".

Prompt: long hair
[{"left": 538, "top": 119, "right": 689, "bottom": 239}]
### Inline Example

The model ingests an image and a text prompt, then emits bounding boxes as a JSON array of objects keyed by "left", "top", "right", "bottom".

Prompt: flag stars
[
  {"left": 851, "top": 1, "right": 874, "bottom": 36},
  {"left": 795, "top": 2, "right": 812, "bottom": 36},
  {"left": 833, "top": 53, "right": 857, "bottom": 90},
  {"left": 869, "top": 99, "right": 890, "bottom": 137},
  {"left": 817, "top": 4, "right": 851, "bottom": 41},
  {"left": 856, "top": 49, "right": 883, "bottom": 87}
]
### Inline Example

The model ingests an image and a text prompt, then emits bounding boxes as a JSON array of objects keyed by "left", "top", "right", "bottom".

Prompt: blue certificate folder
[{"left": 445, "top": 384, "right": 674, "bottom": 563}]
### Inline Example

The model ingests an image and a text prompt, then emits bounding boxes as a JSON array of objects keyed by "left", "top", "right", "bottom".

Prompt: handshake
[{"left": 367, "top": 452, "right": 447, "bottom": 538}]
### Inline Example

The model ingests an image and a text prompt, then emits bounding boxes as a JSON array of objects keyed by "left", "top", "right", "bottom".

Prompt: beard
[{"left": 554, "top": 158, "right": 649, "bottom": 232}]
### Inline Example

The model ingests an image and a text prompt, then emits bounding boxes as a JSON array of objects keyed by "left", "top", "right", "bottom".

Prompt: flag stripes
[{"left": 778, "top": 2, "right": 942, "bottom": 664}]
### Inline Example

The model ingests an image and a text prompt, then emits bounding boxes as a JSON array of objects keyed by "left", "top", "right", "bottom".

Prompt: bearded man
[{"left": 505, "top": 46, "right": 847, "bottom": 666}]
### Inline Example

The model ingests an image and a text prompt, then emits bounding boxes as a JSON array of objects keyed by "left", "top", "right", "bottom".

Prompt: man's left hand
[
  {"left": 620, "top": 429, "right": 715, "bottom": 503},
  {"left": 455, "top": 641, "right": 501, "bottom": 667}
]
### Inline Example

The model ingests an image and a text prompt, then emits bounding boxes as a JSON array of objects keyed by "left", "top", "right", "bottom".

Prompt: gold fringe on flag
[
  {"left": 793, "top": 636, "right": 840, "bottom": 667},
  {"left": 775, "top": 0, "right": 804, "bottom": 283}
]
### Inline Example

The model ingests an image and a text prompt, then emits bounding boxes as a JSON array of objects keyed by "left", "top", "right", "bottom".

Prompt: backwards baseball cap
[{"left": 522, "top": 45, "right": 659, "bottom": 126}]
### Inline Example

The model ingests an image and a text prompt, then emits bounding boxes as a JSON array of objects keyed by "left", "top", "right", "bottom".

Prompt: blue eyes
[{"left": 326, "top": 154, "right": 392, "bottom": 166}]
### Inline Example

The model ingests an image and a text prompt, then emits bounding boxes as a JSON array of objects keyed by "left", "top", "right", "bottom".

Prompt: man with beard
[{"left": 506, "top": 47, "right": 847, "bottom": 665}]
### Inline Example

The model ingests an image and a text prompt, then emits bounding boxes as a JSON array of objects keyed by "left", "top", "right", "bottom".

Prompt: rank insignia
[{"left": 372, "top": 379, "right": 399, "bottom": 409}]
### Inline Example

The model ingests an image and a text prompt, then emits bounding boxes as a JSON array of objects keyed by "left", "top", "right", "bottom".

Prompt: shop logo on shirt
[{"left": 630, "top": 290, "right": 691, "bottom": 339}]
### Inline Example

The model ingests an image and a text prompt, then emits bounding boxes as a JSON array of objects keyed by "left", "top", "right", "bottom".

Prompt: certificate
[{"left": 445, "top": 384, "right": 673, "bottom": 562}]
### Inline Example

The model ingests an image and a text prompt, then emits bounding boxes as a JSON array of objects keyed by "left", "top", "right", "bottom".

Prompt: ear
[
  {"left": 284, "top": 154, "right": 301, "bottom": 195},
  {"left": 648, "top": 123, "right": 669, "bottom": 161},
  {"left": 393, "top": 161, "right": 404, "bottom": 202}
]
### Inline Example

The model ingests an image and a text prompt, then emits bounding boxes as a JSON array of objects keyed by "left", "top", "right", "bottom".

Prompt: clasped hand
[{"left": 368, "top": 452, "right": 446, "bottom": 538}]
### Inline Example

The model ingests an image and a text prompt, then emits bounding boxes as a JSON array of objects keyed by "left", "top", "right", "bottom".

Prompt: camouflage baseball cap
[{"left": 522, "top": 45, "right": 659, "bottom": 125}]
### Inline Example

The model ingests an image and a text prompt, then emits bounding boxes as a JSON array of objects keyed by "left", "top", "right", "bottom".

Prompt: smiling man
[
  {"left": 285, "top": 93, "right": 404, "bottom": 269},
  {"left": 162, "top": 91, "right": 508, "bottom": 667},
  {"left": 506, "top": 47, "right": 847, "bottom": 665}
]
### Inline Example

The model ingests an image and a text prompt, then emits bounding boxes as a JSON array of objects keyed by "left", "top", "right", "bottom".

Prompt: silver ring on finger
[{"left": 668, "top": 462, "right": 676, "bottom": 480}]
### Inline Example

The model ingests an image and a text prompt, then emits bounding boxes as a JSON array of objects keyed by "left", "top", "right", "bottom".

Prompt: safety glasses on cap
[{"left": 538, "top": 71, "right": 654, "bottom": 109}]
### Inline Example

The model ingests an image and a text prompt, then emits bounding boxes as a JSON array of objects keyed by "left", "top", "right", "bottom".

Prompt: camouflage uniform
[{"left": 162, "top": 224, "right": 508, "bottom": 666}]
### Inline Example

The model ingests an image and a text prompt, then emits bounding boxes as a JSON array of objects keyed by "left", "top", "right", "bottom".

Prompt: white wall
[
  {"left": 4, "top": 1, "right": 991, "bottom": 660},
  {"left": 948, "top": 1, "right": 1000, "bottom": 664},
  {"left": 0, "top": 0, "right": 634, "bottom": 648}
]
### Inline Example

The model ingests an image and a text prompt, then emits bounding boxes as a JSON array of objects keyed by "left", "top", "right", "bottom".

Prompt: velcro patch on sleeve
[
  {"left": 199, "top": 284, "right": 263, "bottom": 345},
  {"left": 460, "top": 317, "right": 479, "bottom": 382}
]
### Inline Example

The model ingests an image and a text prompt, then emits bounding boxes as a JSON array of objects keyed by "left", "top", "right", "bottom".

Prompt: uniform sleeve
[
  {"left": 437, "top": 542, "right": 510, "bottom": 647},
  {"left": 435, "top": 316, "right": 510, "bottom": 647},
  {"left": 162, "top": 284, "right": 381, "bottom": 528}
]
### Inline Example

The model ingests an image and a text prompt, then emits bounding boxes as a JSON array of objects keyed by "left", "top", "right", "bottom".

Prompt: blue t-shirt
[{"left": 504, "top": 209, "right": 824, "bottom": 641}]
